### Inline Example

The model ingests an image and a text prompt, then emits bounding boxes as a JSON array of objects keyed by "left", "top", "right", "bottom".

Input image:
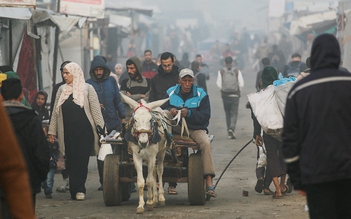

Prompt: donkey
[{"left": 121, "top": 93, "right": 171, "bottom": 214}]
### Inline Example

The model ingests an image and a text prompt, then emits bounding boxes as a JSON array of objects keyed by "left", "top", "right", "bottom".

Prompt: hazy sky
[{"left": 106, "top": 0, "right": 269, "bottom": 31}]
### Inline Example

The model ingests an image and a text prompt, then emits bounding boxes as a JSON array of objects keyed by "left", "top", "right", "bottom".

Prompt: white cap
[{"left": 179, "top": 68, "right": 194, "bottom": 78}]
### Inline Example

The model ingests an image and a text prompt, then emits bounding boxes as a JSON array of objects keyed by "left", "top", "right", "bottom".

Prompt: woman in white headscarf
[{"left": 49, "top": 62, "right": 104, "bottom": 201}]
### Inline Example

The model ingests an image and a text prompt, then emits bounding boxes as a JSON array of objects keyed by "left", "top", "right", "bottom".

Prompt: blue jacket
[
  {"left": 86, "top": 56, "right": 125, "bottom": 132},
  {"left": 163, "top": 84, "right": 210, "bottom": 131}
]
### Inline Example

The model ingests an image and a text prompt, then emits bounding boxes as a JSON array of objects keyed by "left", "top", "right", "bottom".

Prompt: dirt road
[{"left": 36, "top": 68, "right": 309, "bottom": 219}]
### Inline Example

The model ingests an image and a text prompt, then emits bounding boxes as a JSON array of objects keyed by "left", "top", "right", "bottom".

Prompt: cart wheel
[
  {"left": 103, "top": 154, "right": 122, "bottom": 206},
  {"left": 188, "top": 153, "right": 206, "bottom": 205}
]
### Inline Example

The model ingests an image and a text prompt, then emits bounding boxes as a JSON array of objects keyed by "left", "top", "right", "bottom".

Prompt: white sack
[
  {"left": 275, "top": 81, "right": 295, "bottom": 116},
  {"left": 98, "top": 143, "right": 113, "bottom": 161},
  {"left": 248, "top": 85, "right": 283, "bottom": 136}
]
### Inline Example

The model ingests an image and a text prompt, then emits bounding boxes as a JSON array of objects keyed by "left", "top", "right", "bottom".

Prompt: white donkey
[{"left": 121, "top": 93, "right": 170, "bottom": 214}]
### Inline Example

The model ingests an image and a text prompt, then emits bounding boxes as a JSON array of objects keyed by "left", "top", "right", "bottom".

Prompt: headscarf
[
  {"left": 115, "top": 63, "right": 123, "bottom": 77},
  {"left": 56, "top": 62, "right": 85, "bottom": 111},
  {"left": 260, "top": 66, "right": 278, "bottom": 90}
]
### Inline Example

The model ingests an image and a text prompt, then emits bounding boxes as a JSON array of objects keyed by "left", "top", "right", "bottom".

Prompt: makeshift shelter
[
  {"left": 0, "top": 7, "right": 86, "bottom": 104},
  {"left": 289, "top": 11, "right": 337, "bottom": 37}
]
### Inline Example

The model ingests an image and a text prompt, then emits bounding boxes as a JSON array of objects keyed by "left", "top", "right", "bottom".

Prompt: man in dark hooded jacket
[
  {"left": 148, "top": 52, "right": 180, "bottom": 194},
  {"left": 1, "top": 78, "right": 50, "bottom": 214},
  {"left": 120, "top": 56, "right": 151, "bottom": 120},
  {"left": 31, "top": 90, "right": 49, "bottom": 121},
  {"left": 149, "top": 52, "right": 180, "bottom": 102},
  {"left": 86, "top": 55, "right": 126, "bottom": 191},
  {"left": 282, "top": 34, "right": 351, "bottom": 219}
]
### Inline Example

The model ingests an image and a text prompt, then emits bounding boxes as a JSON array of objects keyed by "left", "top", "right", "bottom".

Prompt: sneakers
[
  {"left": 228, "top": 129, "right": 236, "bottom": 139},
  {"left": 45, "top": 192, "right": 52, "bottom": 199},
  {"left": 76, "top": 192, "right": 85, "bottom": 201}
]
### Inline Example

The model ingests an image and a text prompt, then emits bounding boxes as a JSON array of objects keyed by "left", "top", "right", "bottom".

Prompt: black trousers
[{"left": 305, "top": 178, "right": 351, "bottom": 219}]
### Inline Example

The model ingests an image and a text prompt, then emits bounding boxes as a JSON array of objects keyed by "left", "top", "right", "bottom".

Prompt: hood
[
  {"left": 31, "top": 90, "right": 48, "bottom": 111},
  {"left": 310, "top": 34, "right": 340, "bottom": 72},
  {"left": 89, "top": 56, "right": 111, "bottom": 82},
  {"left": 127, "top": 56, "right": 143, "bottom": 81},
  {"left": 157, "top": 64, "right": 180, "bottom": 77},
  {"left": 4, "top": 101, "right": 36, "bottom": 132},
  {"left": 127, "top": 56, "right": 142, "bottom": 74},
  {"left": 261, "top": 66, "right": 278, "bottom": 90}
]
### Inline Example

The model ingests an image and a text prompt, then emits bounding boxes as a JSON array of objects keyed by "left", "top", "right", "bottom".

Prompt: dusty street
[{"left": 36, "top": 67, "right": 309, "bottom": 219}]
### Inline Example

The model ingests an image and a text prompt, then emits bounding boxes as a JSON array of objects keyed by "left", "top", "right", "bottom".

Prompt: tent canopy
[
  {"left": 31, "top": 9, "right": 87, "bottom": 33},
  {"left": 0, "top": 7, "right": 32, "bottom": 20},
  {"left": 290, "top": 11, "right": 337, "bottom": 36}
]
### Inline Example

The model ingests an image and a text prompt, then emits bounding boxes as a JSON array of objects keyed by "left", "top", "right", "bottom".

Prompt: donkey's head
[{"left": 120, "top": 93, "right": 168, "bottom": 149}]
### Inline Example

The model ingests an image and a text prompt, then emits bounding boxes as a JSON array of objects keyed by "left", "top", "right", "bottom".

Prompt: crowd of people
[{"left": 1, "top": 32, "right": 351, "bottom": 218}]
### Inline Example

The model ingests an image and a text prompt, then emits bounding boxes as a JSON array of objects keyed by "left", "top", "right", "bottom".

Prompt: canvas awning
[
  {"left": 290, "top": 11, "right": 337, "bottom": 36},
  {"left": 0, "top": 7, "right": 32, "bottom": 20},
  {"left": 31, "top": 9, "right": 87, "bottom": 33}
]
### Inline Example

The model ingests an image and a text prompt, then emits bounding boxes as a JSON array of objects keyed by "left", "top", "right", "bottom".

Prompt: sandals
[
  {"left": 205, "top": 186, "right": 217, "bottom": 198},
  {"left": 272, "top": 192, "right": 283, "bottom": 199},
  {"left": 263, "top": 189, "right": 274, "bottom": 195},
  {"left": 168, "top": 186, "right": 178, "bottom": 195},
  {"left": 282, "top": 185, "right": 289, "bottom": 194}
]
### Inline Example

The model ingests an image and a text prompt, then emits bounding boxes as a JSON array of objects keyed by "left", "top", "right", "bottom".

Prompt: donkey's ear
[
  {"left": 147, "top": 98, "right": 169, "bottom": 110},
  {"left": 120, "top": 92, "right": 138, "bottom": 109}
]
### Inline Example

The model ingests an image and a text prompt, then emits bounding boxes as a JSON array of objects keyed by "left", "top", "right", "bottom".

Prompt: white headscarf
[{"left": 56, "top": 62, "right": 85, "bottom": 111}]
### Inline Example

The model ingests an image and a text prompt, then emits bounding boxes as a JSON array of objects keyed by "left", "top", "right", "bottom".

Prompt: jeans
[
  {"left": 222, "top": 96, "right": 240, "bottom": 132},
  {"left": 42, "top": 168, "right": 56, "bottom": 195}
]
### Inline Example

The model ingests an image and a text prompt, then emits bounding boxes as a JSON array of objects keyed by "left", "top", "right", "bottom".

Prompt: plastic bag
[
  {"left": 257, "top": 145, "right": 267, "bottom": 168},
  {"left": 98, "top": 143, "right": 113, "bottom": 161},
  {"left": 273, "top": 72, "right": 296, "bottom": 86},
  {"left": 248, "top": 85, "right": 283, "bottom": 137}
]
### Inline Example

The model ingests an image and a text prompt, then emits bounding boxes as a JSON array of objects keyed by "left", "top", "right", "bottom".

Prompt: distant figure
[
  {"left": 120, "top": 56, "right": 151, "bottom": 121},
  {"left": 0, "top": 103, "right": 35, "bottom": 219},
  {"left": 31, "top": 90, "right": 49, "bottom": 121},
  {"left": 179, "top": 52, "right": 191, "bottom": 69},
  {"left": 195, "top": 54, "right": 210, "bottom": 80},
  {"left": 191, "top": 61, "right": 207, "bottom": 92},
  {"left": 283, "top": 53, "right": 308, "bottom": 78},
  {"left": 149, "top": 52, "right": 180, "bottom": 102},
  {"left": 1, "top": 78, "right": 50, "bottom": 215},
  {"left": 106, "top": 54, "right": 117, "bottom": 74},
  {"left": 216, "top": 56, "right": 244, "bottom": 139},
  {"left": 278, "top": 34, "right": 292, "bottom": 62},
  {"left": 255, "top": 37, "right": 270, "bottom": 68},
  {"left": 221, "top": 43, "right": 235, "bottom": 60},
  {"left": 142, "top": 49, "right": 158, "bottom": 79},
  {"left": 283, "top": 34, "right": 351, "bottom": 219}
]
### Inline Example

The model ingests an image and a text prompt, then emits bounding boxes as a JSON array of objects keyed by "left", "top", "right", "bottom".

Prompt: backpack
[
  {"left": 220, "top": 67, "right": 239, "bottom": 94},
  {"left": 286, "top": 62, "right": 303, "bottom": 77}
]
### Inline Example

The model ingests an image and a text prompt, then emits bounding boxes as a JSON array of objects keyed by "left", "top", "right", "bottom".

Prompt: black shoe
[
  {"left": 45, "top": 193, "right": 52, "bottom": 199},
  {"left": 98, "top": 185, "right": 103, "bottom": 191}
]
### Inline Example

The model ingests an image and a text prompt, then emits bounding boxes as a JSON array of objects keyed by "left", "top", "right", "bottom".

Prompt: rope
[{"left": 213, "top": 139, "right": 252, "bottom": 190}]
